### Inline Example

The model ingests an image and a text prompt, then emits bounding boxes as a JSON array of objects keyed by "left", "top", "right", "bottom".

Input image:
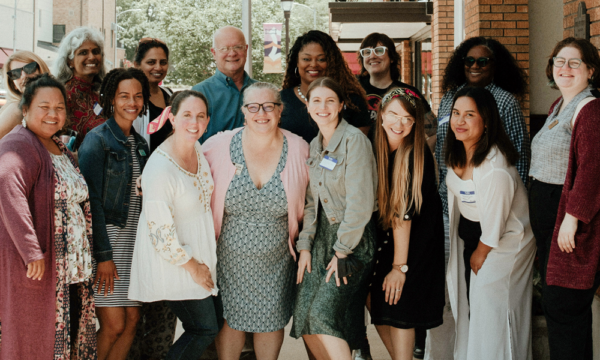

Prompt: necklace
[{"left": 297, "top": 86, "right": 307, "bottom": 102}]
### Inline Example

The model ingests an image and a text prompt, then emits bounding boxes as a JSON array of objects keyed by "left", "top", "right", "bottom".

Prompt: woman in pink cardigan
[{"left": 203, "top": 82, "right": 310, "bottom": 360}]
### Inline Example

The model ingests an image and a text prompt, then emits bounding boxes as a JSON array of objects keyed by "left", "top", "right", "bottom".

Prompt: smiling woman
[
  {"left": 78, "top": 68, "right": 150, "bottom": 360},
  {"left": 54, "top": 26, "right": 107, "bottom": 149}
]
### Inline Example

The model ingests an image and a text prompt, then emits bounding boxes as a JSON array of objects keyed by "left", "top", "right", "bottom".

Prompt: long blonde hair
[
  {"left": 2, "top": 51, "right": 51, "bottom": 103},
  {"left": 375, "top": 89, "right": 426, "bottom": 230}
]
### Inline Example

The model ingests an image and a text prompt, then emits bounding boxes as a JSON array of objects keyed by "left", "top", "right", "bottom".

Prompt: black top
[
  {"left": 358, "top": 75, "right": 432, "bottom": 141},
  {"left": 148, "top": 87, "right": 173, "bottom": 153},
  {"left": 279, "top": 87, "right": 371, "bottom": 144}
]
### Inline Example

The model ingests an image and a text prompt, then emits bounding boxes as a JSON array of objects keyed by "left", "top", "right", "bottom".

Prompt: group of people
[{"left": 0, "top": 22, "right": 598, "bottom": 360}]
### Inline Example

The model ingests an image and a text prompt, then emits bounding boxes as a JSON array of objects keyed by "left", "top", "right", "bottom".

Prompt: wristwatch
[{"left": 392, "top": 264, "right": 409, "bottom": 273}]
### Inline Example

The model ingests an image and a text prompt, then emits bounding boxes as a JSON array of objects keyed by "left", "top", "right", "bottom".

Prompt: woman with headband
[
  {"left": 129, "top": 90, "right": 222, "bottom": 359},
  {"left": 370, "top": 87, "right": 445, "bottom": 360}
]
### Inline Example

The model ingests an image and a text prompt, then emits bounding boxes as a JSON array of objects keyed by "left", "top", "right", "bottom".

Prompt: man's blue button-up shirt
[{"left": 192, "top": 69, "right": 257, "bottom": 143}]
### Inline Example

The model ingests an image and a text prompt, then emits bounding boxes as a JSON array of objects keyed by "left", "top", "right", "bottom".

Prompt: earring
[
  {"left": 295, "top": 67, "right": 298, "bottom": 76},
  {"left": 205, "top": 128, "right": 208, "bottom": 134},
  {"left": 21, "top": 118, "right": 27, "bottom": 128}
]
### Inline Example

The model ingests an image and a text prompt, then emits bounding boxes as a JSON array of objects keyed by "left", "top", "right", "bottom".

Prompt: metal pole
[
  {"left": 114, "top": 20, "right": 118, "bottom": 68},
  {"left": 12, "top": 0, "right": 17, "bottom": 51},
  {"left": 242, "top": 0, "right": 252, "bottom": 77},
  {"left": 284, "top": 12, "right": 290, "bottom": 57}
]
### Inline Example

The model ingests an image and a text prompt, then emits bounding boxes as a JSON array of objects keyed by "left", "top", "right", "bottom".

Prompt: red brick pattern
[
  {"left": 432, "top": 0, "right": 455, "bottom": 113},
  {"left": 564, "top": 0, "right": 600, "bottom": 49}
]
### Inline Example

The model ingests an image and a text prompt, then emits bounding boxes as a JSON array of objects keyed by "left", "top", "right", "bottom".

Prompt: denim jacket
[
  {"left": 79, "top": 117, "right": 149, "bottom": 262},
  {"left": 296, "top": 119, "right": 378, "bottom": 255}
]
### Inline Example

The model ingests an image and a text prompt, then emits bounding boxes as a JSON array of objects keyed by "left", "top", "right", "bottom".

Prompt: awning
[{"left": 0, "top": 48, "right": 14, "bottom": 69}]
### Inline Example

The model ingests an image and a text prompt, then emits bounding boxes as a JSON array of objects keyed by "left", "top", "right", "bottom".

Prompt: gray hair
[
  {"left": 212, "top": 26, "right": 246, "bottom": 49},
  {"left": 242, "top": 82, "right": 282, "bottom": 105},
  {"left": 53, "top": 26, "right": 106, "bottom": 86}
]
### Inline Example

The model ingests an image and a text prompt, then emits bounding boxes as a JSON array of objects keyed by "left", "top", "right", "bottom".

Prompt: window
[{"left": 53, "top": 25, "right": 66, "bottom": 43}]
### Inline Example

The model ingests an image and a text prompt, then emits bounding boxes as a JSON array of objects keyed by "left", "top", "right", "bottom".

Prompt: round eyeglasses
[
  {"left": 243, "top": 102, "right": 281, "bottom": 113},
  {"left": 360, "top": 46, "right": 387, "bottom": 58},
  {"left": 553, "top": 57, "right": 583, "bottom": 69},
  {"left": 382, "top": 113, "right": 415, "bottom": 127}
]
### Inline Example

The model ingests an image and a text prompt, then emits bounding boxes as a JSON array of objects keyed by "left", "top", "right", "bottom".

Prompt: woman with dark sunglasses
[
  {"left": 0, "top": 51, "right": 50, "bottom": 138},
  {"left": 428, "top": 37, "right": 530, "bottom": 359},
  {"left": 54, "top": 26, "right": 107, "bottom": 150}
]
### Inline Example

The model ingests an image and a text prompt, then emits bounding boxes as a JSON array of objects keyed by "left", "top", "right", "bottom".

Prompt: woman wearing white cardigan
[{"left": 444, "top": 86, "right": 535, "bottom": 360}]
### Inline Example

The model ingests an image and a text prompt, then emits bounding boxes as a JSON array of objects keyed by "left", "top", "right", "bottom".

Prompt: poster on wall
[{"left": 263, "top": 23, "right": 282, "bottom": 73}]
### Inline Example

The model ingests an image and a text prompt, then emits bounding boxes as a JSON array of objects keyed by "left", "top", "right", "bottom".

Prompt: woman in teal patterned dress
[
  {"left": 203, "top": 82, "right": 310, "bottom": 360},
  {"left": 291, "top": 77, "right": 377, "bottom": 360}
]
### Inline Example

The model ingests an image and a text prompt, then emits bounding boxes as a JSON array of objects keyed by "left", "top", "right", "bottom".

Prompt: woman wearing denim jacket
[
  {"left": 291, "top": 77, "right": 377, "bottom": 360},
  {"left": 79, "top": 68, "right": 150, "bottom": 360}
]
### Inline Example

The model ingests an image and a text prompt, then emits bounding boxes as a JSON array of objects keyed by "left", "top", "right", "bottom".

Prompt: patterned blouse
[
  {"left": 51, "top": 153, "right": 93, "bottom": 283},
  {"left": 64, "top": 76, "right": 105, "bottom": 149}
]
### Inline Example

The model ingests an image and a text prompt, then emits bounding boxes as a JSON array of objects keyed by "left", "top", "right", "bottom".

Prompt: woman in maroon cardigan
[
  {"left": 0, "top": 74, "right": 96, "bottom": 359},
  {"left": 544, "top": 96, "right": 600, "bottom": 360}
]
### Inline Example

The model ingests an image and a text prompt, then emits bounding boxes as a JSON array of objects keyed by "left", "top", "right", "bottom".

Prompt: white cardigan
[{"left": 446, "top": 147, "right": 536, "bottom": 360}]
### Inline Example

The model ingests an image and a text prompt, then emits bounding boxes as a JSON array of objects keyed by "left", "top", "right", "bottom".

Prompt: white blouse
[
  {"left": 446, "top": 169, "right": 479, "bottom": 222},
  {"left": 129, "top": 142, "right": 218, "bottom": 302}
]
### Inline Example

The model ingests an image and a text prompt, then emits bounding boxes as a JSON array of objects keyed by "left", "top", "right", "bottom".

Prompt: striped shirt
[{"left": 434, "top": 83, "right": 531, "bottom": 214}]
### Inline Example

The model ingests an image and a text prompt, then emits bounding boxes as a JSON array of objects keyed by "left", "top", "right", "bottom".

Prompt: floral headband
[{"left": 380, "top": 87, "right": 420, "bottom": 109}]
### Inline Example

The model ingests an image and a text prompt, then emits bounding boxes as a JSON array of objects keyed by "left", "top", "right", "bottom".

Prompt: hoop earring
[
  {"left": 295, "top": 67, "right": 298, "bottom": 76},
  {"left": 21, "top": 118, "right": 27, "bottom": 128}
]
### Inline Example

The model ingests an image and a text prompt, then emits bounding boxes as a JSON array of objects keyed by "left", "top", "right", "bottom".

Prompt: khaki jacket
[{"left": 296, "top": 119, "right": 377, "bottom": 255}]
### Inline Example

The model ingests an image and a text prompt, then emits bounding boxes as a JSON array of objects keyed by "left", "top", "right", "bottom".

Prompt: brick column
[
  {"left": 460, "top": 0, "right": 530, "bottom": 123},
  {"left": 564, "top": 0, "right": 600, "bottom": 49},
  {"left": 400, "top": 40, "right": 413, "bottom": 85},
  {"left": 431, "top": 0, "right": 455, "bottom": 113}
]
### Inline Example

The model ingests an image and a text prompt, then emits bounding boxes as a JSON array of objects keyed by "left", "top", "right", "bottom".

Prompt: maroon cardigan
[
  {"left": 0, "top": 126, "right": 56, "bottom": 359},
  {"left": 547, "top": 99, "right": 600, "bottom": 290}
]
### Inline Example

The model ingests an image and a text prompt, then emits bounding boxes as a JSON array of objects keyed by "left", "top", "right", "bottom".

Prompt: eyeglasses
[
  {"left": 553, "top": 57, "right": 583, "bottom": 69},
  {"left": 7, "top": 62, "right": 39, "bottom": 81},
  {"left": 463, "top": 56, "right": 493, "bottom": 68},
  {"left": 216, "top": 45, "right": 247, "bottom": 53},
  {"left": 382, "top": 113, "right": 415, "bottom": 127},
  {"left": 359, "top": 46, "right": 387, "bottom": 58},
  {"left": 139, "top": 37, "right": 166, "bottom": 45},
  {"left": 244, "top": 102, "right": 281, "bottom": 113}
]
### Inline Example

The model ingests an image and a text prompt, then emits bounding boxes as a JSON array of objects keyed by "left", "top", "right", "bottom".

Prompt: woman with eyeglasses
[
  {"left": 203, "top": 82, "right": 309, "bottom": 360},
  {"left": 529, "top": 38, "right": 600, "bottom": 360},
  {"left": 445, "top": 86, "right": 535, "bottom": 360},
  {"left": 132, "top": 37, "right": 174, "bottom": 154},
  {"left": 54, "top": 26, "right": 106, "bottom": 149},
  {"left": 280, "top": 30, "right": 370, "bottom": 143},
  {"left": 428, "top": 37, "right": 530, "bottom": 359},
  {"left": 0, "top": 51, "right": 50, "bottom": 139},
  {"left": 370, "top": 87, "right": 445, "bottom": 360}
]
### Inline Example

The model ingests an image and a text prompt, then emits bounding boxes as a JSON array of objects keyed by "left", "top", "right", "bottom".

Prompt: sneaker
[
  {"left": 352, "top": 349, "right": 373, "bottom": 360},
  {"left": 413, "top": 345, "right": 425, "bottom": 359}
]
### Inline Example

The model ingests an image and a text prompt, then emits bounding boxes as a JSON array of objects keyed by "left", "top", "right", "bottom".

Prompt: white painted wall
[
  {"left": 529, "top": 0, "right": 563, "bottom": 115},
  {"left": 0, "top": 0, "right": 53, "bottom": 54}
]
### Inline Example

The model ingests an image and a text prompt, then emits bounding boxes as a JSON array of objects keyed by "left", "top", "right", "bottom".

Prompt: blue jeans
[{"left": 166, "top": 295, "right": 223, "bottom": 360}]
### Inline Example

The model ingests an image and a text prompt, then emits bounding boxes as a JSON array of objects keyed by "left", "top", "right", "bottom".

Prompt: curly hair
[
  {"left": 53, "top": 26, "right": 106, "bottom": 88},
  {"left": 99, "top": 68, "right": 150, "bottom": 120},
  {"left": 356, "top": 32, "right": 400, "bottom": 81},
  {"left": 442, "top": 37, "right": 527, "bottom": 99},
  {"left": 281, "top": 30, "right": 366, "bottom": 111}
]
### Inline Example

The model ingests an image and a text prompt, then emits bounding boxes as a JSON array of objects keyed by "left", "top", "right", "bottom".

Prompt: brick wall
[
  {"left": 564, "top": 0, "right": 600, "bottom": 49},
  {"left": 431, "top": 0, "right": 455, "bottom": 113},
  {"left": 400, "top": 40, "right": 413, "bottom": 85}
]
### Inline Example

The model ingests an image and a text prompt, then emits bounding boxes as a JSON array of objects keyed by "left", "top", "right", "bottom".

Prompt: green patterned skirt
[{"left": 290, "top": 205, "right": 375, "bottom": 349}]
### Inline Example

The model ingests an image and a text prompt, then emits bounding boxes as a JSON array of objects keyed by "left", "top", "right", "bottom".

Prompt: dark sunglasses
[
  {"left": 463, "top": 56, "right": 493, "bottom": 68},
  {"left": 7, "top": 62, "right": 39, "bottom": 81}
]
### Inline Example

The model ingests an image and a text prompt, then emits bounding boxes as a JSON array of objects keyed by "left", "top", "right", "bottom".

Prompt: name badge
[
  {"left": 319, "top": 156, "right": 338, "bottom": 171},
  {"left": 138, "top": 149, "right": 147, "bottom": 157},
  {"left": 93, "top": 102, "right": 103, "bottom": 116},
  {"left": 234, "top": 163, "right": 244, "bottom": 176},
  {"left": 460, "top": 190, "right": 476, "bottom": 204},
  {"left": 439, "top": 115, "right": 450, "bottom": 125},
  {"left": 548, "top": 119, "right": 559, "bottom": 130}
]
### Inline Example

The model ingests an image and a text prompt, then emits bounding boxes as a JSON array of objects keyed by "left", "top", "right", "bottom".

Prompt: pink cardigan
[{"left": 203, "top": 127, "right": 310, "bottom": 260}]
